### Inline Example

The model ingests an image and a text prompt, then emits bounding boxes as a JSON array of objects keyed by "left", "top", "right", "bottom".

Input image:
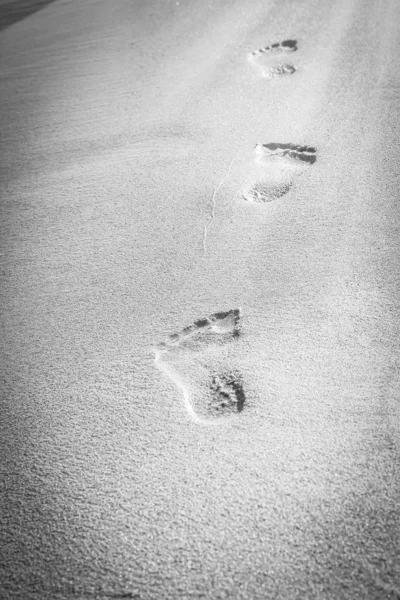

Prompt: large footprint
[
  {"left": 154, "top": 309, "right": 246, "bottom": 423},
  {"left": 248, "top": 39, "right": 297, "bottom": 79},
  {"left": 242, "top": 143, "right": 317, "bottom": 203}
]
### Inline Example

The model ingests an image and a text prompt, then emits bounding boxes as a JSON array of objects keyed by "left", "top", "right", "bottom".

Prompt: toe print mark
[{"left": 248, "top": 39, "right": 298, "bottom": 58}]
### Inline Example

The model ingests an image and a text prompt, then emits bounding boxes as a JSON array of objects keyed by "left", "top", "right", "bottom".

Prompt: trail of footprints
[{"left": 155, "top": 39, "right": 317, "bottom": 423}]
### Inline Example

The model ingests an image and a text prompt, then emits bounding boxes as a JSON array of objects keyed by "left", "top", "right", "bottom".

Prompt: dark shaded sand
[{"left": 0, "top": 0, "right": 56, "bottom": 32}]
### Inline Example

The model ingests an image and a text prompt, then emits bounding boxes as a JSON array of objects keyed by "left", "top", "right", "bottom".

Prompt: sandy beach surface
[{"left": 1, "top": 0, "right": 399, "bottom": 598}]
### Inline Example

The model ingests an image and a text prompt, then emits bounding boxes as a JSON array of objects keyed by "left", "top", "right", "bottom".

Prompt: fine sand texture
[{"left": 1, "top": 0, "right": 400, "bottom": 599}]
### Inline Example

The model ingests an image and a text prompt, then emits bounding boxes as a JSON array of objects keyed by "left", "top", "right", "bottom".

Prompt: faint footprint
[
  {"left": 242, "top": 143, "right": 317, "bottom": 203},
  {"left": 154, "top": 309, "right": 246, "bottom": 423},
  {"left": 248, "top": 39, "right": 297, "bottom": 78},
  {"left": 261, "top": 64, "right": 296, "bottom": 79}
]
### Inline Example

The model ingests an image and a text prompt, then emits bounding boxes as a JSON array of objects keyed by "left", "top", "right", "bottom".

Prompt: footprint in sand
[
  {"left": 248, "top": 39, "right": 297, "bottom": 79},
  {"left": 154, "top": 309, "right": 245, "bottom": 423},
  {"left": 242, "top": 143, "right": 317, "bottom": 203}
]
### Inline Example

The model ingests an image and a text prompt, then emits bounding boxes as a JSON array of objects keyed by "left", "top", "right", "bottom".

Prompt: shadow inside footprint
[
  {"left": 261, "top": 143, "right": 317, "bottom": 164},
  {"left": 210, "top": 373, "right": 246, "bottom": 415},
  {"left": 242, "top": 142, "right": 317, "bottom": 203},
  {"left": 248, "top": 39, "right": 298, "bottom": 58},
  {"left": 281, "top": 39, "right": 297, "bottom": 50}
]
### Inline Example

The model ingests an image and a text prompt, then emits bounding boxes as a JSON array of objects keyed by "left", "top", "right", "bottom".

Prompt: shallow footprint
[
  {"left": 155, "top": 309, "right": 245, "bottom": 423},
  {"left": 242, "top": 143, "right": 317, "bottom": 203},
  {"left": 260, "top": 64, "right": 296, "bottom": 79},
  {"left": 210, "top": 372, "right": 246, "bottom": 414},
  {"left": 248, "top": 39, "right": 297, "bottom": 78}
]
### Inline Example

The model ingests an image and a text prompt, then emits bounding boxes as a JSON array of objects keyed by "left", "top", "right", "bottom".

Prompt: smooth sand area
[{"left": 1, "top": 0, "right": 399, "bottom": 598}]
